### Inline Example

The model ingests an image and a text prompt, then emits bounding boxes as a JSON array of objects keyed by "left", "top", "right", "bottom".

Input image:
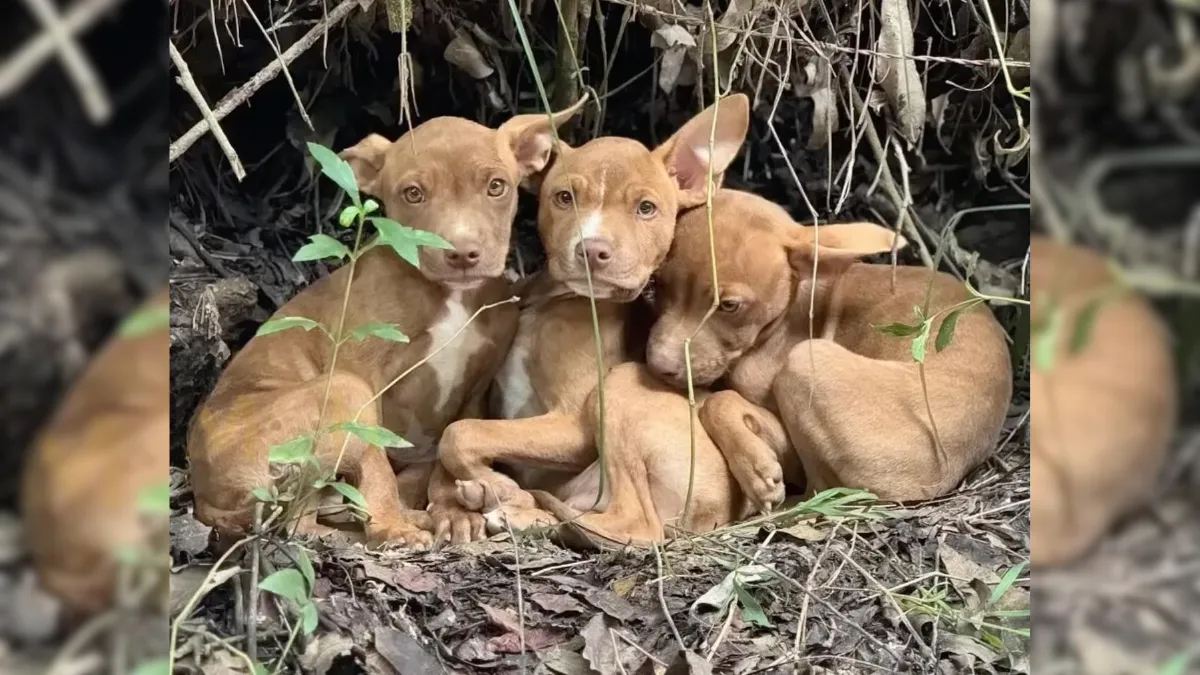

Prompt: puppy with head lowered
[
  {"left": 646, "top": 190, "right": 1013, "bottom": 508},
  {"left": 434, "top": 95, "right": 751, "bottom": 544},
  {"left": 187, "top": 103, "right": 582, "bottom": 548}
]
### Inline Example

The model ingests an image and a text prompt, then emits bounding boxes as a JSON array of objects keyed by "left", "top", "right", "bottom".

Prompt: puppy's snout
[
  {"left": 574, "top": 237, "right": 613, "bottom": 270},
  {"left": 647, "top": 345, "right": 684, "bottom": 385},
  {"left": 444, "top": 245, "right": 483, "bottom": 270}
]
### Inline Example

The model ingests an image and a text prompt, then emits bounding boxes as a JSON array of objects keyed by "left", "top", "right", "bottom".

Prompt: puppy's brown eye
[
  {"left": 718, "top": 298, "right": 742, "bottom": 313},
  {"left": 636, "top": 200, "right": 657, "bottom": 217},
  {"left": 553, "top": 190, "right": 574, "bottom": 208},
  {"left": 487, "top": 178, "right": 508, "bottom": 198},
  {"left": 403, "top": 186, "right": 424, "bottom": 204}
]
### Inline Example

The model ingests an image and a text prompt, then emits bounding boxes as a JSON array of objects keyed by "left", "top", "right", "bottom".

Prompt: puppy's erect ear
[
  {"left": 338, "top": 134, "right": 393, "bottom": 196},
  {"left": 785, "top": 222, "right": 905, "bottom": 273},
  {"left": 652, "top": 93, "right": 750, "bottom": 209},
  {"left": 498, "top": 94, "right": 590, "bottom": 178}
]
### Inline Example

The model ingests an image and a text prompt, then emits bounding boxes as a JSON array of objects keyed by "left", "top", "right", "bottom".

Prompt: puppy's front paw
[
  {"left": 733, "top": 455, "right": 786, "bottom": 513},
  {"left": 366, "top": 517, "right": 433, "bottom": 550},
  {"left": 454, "top": 476, "right": 525, "bottom": 512},
  {"left": 428, "top": 503, "right": 487, "bottom": 545}
]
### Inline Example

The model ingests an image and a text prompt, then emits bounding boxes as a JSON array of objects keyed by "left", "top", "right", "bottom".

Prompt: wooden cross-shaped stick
[{"left": 0, "top": 0, "right": 129, "bottom": 124}]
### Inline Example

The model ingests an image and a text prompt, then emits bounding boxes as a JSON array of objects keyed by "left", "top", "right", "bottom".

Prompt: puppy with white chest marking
[
  {"left": 434, "top": 95, "right": 752, "bottom": 544},
  {"left": 187, "top": 102, "right": 583, "bottom": 548},
  {"left": 646, "top": 190, "right": 1013, "bottom": 507}
]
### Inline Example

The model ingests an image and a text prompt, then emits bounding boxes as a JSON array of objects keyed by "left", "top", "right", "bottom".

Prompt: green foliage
[
  {"left": 118, "top": 303, "right": 170, "bottom": 337},
  {"left": 293, "top": 234, "right": 352, "bottom": 262},
  {"left": 136, "top": 481, "right": 171, "bottom": 515},
  {"left": 260, "top": 568, "right": 309, "bottom": 603},
  {"left": 936, "top": 307, "right": 965, "bottom": 352},
  {"left": 307, "top": 142, "right": 360, "bottom": 206},
  {"left": 369, "top": 216, "right": 452, "bottom": 267},
  {"left": 130, "top": 658, "right": 171, "bottom": 675},
  {"left": 256, "top": 316, "right": 322, "bottom": 337},
  {"left": 331, "top": 421, "right": 412, "bottom": 449},
  {"left": 348, "top": 322, "right": 409, "bottom": 343},
  {"left": 260, "top": 551, "right": 321, "bottom": 637},
  {"left": 733, "top": 581, "right": 771, "bottom": 627},
  {"left": 329, "top": 481, "right": 368, "bottom": 510},
  {"left": 267, "top": 435, "right": 316, "bottom": 464}
]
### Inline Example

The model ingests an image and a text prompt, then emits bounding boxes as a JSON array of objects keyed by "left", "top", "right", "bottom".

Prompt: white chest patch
[
  {"left": 424, "top": 291, "right": 489, "bottom": 415},
  {"left": 494, "top": 309, "right": 540, "bottom": 420}
]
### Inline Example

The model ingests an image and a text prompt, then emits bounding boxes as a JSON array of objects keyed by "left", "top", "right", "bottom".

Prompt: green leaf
[
  {"left": 1158, "top": 653, "right": 1194, "bottom": 675},
  {"left": 307, "top": 142, "right": 360, "bottom": 205},
  {"left": 339, "top": 204, "right": 360, "bottom": 227},
  {"left": 267, "top": 435, "right": 315, "bottom": 464},
  {"left": 257, "top": 316, "right": 322, "bottom": 337},
  {"left": 294, "top": 547, "right": 316, "bottom": 591},
  {"left": 935, "top": 307, "right": 966, "bottom": 352},
  {"left": 349, "top": 322, "right": 410, "bottom": 343},
  {"left": 118, "top": 303, "right": 170, "bottom": 337},
  {"left": 330, "top": 421, "right": 413, "bottom": 449},
  {"left": 1032, "top": 304, "right": 1062, "bottom": 371},
  {"left": 259, "top": 568, "right": 309, "bottom": 603},
  {"left": 1069, "top": 290, "right": 1121, "bottom": 356},
  {"left": 733, "top": 581, "right": 771, "bottom": 627},
  {"left": 369, "top": 216, "right": 454, "bottom": 268},
  {"left": 129, "top": 657, "right": 171, "bottom": 675},
  {"left": 251, "top": 487, "right": 275, "bottom": 503},
  {"left": 300, "top": 601, "right": 320, "bottom": 635},
  {"left": 370, "top": 217, "right": 421, "bottom": 267},
  {"left": 874, "top": 321, "right": 923, "bottom": 337},
  {"left": 910, "top": 323, "right": 931, "bottom": 363},
  {"left": 363, "top": 199, "right": 380, "bottom": 214},
  {"left": 293, "top": 234, "right": 352, "bottom": 262},
  {"left": 989, "top": 562, "right": 1026, "bottom": 606},
  {"left": 136, "top": 481, "right": 170, "bottom": 515},
  {"left": 407, "top": 227, "right": 454, "bottom": 250},
  {"left": 329, "top": 481, "right": 369, "bottom": 509}
]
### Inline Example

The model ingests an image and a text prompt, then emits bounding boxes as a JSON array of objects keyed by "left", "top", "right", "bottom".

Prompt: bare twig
[
  {"left": 169, "top": 0, "right": 368, "bottom": 164},
  {"left": 168, "top": 40, "right": 247, "bottom": 181},
  {"left": 654, "top": 543, "right": 686, "bottom": 653},
  {"left": 0, "top": 0, "right": 127, "bottom": 122}
]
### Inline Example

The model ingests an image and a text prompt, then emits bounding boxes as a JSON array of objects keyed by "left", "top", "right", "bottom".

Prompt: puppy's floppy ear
[
  {"left": 498, "top": 94, "right": 590, "bottom": 178},
  {"left": 784, "top": 222, "right": 905, "bottom": 273},
  {"left": 338, "top": 134, "right": 393, "bottom": 196},
  {"left": 521, "top": 143, "right": 573, "bottom": 194},
  {"left": 652, "top": 93, "right": 751, "bottom": 208}
]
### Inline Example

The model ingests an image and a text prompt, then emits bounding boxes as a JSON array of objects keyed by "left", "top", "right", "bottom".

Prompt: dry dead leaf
[
  {"left": 393, "top": 564, "right": 441, "bottom": 593},
  {"left": 874, "top": 0, "right": 926, "bottom": 144},
  {"left": 587, "top": 588, "right": 637, "bottom": 621},
  {"left": 444, "top": 31, "right": 494, "bottom": 80},
  {"left": 481, "top": 603, "right": 523, "bottom": 633},
  {"left": 652, "top": 24, "right": 697, "bottom": 50},
  {"left": 374, "top": 626, "right": 441, "bottom": 674},
  {"left": 530, "top": 592, "right": 588, "bottom": 615},
  {"left": 299, "top": 633, "right": 356, "bottom": 675},
  {"left": 779, "top": 518, "right": 829, "bottom": 542}
]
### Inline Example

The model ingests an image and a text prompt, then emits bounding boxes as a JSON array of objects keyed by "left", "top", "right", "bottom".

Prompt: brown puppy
[
  {"left": 455, "top": 362, "right": 755, "bottom": 545},
  {"left": 434, "top": 95, "right": 751, "bottom": 543},
  {"left": 647, "top": 190, "right": 1012, "bottom": 506},
  {"left": 1029, "top": 236, "right": 1177, "bottom": 567},
  {"left": 22, "top": 288, "right": 168, "bottom": 616},
  {"left": 187, "top": 104, "right": 582, "bottom": 548}
]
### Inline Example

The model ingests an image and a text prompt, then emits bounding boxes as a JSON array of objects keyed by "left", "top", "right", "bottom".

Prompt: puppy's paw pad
[
  {"left": 455, "top": 480, "right": 496, "bottom": 512},
  {"left": 368, "top": 521, "right": 433, "bottom": 549}
]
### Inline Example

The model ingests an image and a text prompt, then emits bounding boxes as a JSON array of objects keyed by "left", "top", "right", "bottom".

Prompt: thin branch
[
  {"left": 0, "top": 0, "right": 127, "bottom": 121},
  {"left": 169, "top": 0, "right": 367, "bottom": 164},
  {"left": 168, "top": 40, "right": 247, "bottom": 181}
]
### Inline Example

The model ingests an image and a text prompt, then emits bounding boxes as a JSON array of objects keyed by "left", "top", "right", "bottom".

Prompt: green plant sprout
[{"left": 896, "top": 561, "right": 1030, "bottom": 651}]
